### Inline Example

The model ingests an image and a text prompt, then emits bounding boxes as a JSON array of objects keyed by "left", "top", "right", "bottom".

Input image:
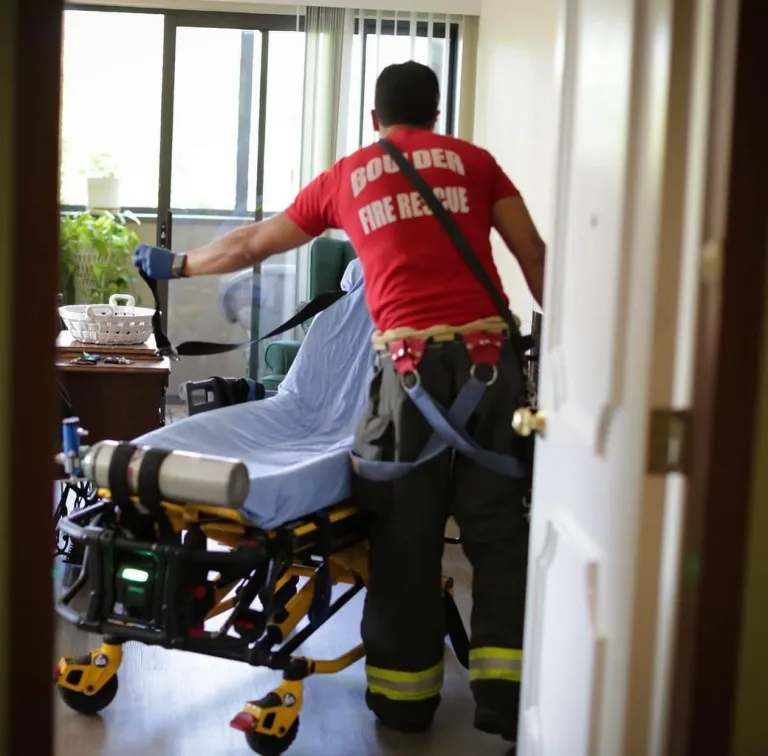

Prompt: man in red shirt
[{"left": 134, "top": 61, "right": 545, "bottom": 744}]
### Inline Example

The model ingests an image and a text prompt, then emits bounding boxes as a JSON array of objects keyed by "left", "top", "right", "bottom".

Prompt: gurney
[{"left": 53, "top": 260, "right": 472, "bottom": 755}]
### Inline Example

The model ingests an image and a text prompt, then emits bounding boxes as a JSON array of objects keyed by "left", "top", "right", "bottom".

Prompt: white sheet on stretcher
[{"left": 133, "top": 259, "right": 375, "bottom": 529}]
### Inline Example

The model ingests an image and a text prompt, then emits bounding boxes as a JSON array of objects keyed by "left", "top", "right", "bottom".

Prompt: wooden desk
[{"left": 57, "top": 332, "right": 172, "bottom": 443}]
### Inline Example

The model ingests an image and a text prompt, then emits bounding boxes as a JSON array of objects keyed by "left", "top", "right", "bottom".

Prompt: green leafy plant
[{"left": 60, "top": 210, "right": 141, "bottom": 304}]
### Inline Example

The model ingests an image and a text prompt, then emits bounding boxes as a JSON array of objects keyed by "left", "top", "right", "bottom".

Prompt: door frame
[
  {"left": 9, "top": 1, "right": 765, "bottom": 753},
  {"left": 665, "top": 0, "right": 768, "bottom": 753},
  {"left": 5, "top": 0, "right": 63, "bottom": 754}
]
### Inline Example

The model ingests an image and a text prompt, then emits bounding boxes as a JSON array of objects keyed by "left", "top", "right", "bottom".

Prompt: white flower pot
[{"left": 87, "top": 177, "right": 120, "bottom": 211}]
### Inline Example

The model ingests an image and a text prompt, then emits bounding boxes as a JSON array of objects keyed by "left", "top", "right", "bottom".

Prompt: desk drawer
[{"left": 58, "top": 368, "right": 168, "bottom": 443}]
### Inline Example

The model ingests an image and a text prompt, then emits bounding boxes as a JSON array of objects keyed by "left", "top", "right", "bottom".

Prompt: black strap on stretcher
[
  {"left": 106, "top": 442, "right": 176, "bottom": 540},
  {"left": 138, "top": 267, "right": 345, "bottom": 360},
  {"left": 136, "top": 447, "right": 176, "bottom": 541}
]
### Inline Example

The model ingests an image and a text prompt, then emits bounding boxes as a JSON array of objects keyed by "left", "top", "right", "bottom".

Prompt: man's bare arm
[
  {"left": 492, "top": 196, "right": 546, "bottom": 308},
  {"left": 185, "top": 213, "right": 313, "bottom": 277}
]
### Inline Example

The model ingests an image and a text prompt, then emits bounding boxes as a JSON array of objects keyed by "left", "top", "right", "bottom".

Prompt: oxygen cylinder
[{"left": 82, "top": 441, "right": 250, "bottom": 509}]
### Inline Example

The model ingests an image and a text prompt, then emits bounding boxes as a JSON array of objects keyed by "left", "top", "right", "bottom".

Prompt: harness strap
[
  {"left": 355, "top": 329, "right": 525, "bottom": 481},
  {"left": 353, "top": 376, "right": 525, "bottom": 481},
  {"left": 388, "top": 337, "right": 426, "bottom": 376},
  {"left": 407, "top": 381, "right": 525, "bottom": 477}
]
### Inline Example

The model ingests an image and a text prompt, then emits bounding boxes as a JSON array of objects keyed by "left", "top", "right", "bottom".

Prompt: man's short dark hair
[{"left": 374, "top": 61, "right": 440, "bottom": 128}]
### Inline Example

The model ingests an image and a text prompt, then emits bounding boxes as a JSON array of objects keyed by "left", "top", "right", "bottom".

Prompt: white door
[{"left": 518, "top": 0, "right": 720, "bottom": 754}]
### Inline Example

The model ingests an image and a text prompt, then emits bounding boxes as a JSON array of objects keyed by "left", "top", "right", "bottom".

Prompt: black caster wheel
[
  {"left": 245, "top": 718, "right": 299, "bottom": 756},
  {"left": 57, "top": 674, "right": 118, "bottom": 715}
]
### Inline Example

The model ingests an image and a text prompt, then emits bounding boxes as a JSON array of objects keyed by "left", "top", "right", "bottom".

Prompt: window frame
[{"left": 61, "top": 4, "right": 306, "bottom": 219}]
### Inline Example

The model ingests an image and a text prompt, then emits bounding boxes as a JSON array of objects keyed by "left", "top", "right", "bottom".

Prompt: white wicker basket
[{"left": 59, "top": 294, "right": 155, "bottom": 346}]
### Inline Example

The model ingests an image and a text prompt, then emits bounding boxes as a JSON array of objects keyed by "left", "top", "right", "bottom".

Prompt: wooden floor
[{"left": 54, "top": 535, "right": 514, "bottom": 756}]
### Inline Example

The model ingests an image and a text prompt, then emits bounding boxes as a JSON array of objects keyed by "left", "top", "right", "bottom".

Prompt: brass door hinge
[{"left": 647, "top": 408, "right": 692, "bottom": 475}]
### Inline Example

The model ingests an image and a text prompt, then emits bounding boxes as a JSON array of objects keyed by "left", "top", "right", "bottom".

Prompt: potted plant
[
  {"left": 60, "top": 210, "right": 142, "bottom": 304},
  {"left": 85, "top": 151, "right": 120, "bottom": 211}
]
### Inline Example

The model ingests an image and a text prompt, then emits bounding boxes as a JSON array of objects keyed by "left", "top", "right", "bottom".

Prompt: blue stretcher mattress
[{"left": 133, "top": 259, "right": 375, "bottom": 529}]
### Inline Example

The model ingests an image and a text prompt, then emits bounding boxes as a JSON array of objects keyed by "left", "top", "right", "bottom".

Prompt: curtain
[
  {"left": 300, "top": 7, "right": 349, "bottom": 184},
  {"left": 295, "top": 6, "right": 350, "bottom": 305},
  {"left": 456, "top": 14, "right": 478, "bottom": 141}
]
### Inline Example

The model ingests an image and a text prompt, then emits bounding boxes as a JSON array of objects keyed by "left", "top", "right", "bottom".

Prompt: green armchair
[{"left": 261, "top": 237, "right": 357, "bottom": 389}]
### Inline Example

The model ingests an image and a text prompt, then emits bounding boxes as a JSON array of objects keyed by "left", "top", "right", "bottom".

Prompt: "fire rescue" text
[{"left": 358, "top": 186, "right": 470, "bottom": 235}]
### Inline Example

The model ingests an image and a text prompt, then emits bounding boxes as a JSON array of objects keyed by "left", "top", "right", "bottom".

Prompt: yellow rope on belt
[{"left": 371, "top": 315, "right": 517, "bottom": 352}]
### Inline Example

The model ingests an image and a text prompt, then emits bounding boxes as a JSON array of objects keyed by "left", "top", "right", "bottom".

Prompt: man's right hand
[{"left": 133, "top": 243, "right": 175, "bottom": 280}]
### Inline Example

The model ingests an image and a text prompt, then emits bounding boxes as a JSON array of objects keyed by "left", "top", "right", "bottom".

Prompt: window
[
  {"left": 60, "top": 10, "right": 305, "bottom": 218},
  {"left": 171, "top": 26, "right": 305, "bottom": 217},
  {"left": 171, "top": 27, "right": 249, "bottom": 212},
  {"left": 59, "top": 10, "right": 164, "bottom": 208},
  {"left": 262, "top": 31, "right": 306, "bottom": 214},
  {"left": 345, "top": 18, "right": 460, "bottom": 155}
]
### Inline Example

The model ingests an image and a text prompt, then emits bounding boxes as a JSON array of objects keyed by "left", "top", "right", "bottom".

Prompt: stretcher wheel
[
  {"left": 245, "top": 718, "right": 299, "bottom": 755},
  {"left": 58, "top": 673, "right": 119, "bottom": 715}
]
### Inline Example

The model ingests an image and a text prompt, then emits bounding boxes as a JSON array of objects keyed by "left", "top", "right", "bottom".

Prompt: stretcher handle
[{"left": 56, "top": 501, "right": 108, "bottom": 542}]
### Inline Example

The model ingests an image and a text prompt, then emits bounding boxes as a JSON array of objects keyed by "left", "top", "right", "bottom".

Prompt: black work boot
[
  {"left": 474, "top": 706, "right": 518, "bottom": 743},
  {"left": 366, "top": 689, "right": 438, "bottom": 733},
  {"left": 472, "top": 680, "right": 520, "bottom": 744}
]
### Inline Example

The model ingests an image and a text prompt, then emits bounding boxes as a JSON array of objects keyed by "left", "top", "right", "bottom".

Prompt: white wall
[{"left": 473, "top": 0, "right": 564, "bottom": 330}]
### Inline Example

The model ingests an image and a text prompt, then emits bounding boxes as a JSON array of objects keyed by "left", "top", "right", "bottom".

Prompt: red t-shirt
[{"left": 285, "top": 127, "right": 520, "bottom": 331}]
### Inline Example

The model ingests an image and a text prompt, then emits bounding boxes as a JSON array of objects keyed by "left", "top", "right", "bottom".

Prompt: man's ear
[{"left": 371, "top": 109, "right": 380, "bottom": 133}]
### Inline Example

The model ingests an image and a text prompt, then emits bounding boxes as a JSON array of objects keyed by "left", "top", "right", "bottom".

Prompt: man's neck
[{"left": 378, "top": 124, "right": 430, "bottom": 138}]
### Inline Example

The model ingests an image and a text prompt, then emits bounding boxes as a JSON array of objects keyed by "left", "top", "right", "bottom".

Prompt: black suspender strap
[{"left": 377, "top": 138, "right": 520, "bottom": 337}]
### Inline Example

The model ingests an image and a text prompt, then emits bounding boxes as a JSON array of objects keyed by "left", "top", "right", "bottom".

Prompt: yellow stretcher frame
[{"left": 54, "top": 491, "right": 466, "bottom": 756}]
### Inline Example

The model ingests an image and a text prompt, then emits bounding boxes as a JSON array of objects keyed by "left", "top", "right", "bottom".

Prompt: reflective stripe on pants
[
  {"left": 469, "top": 648, "right": 523, "bottom": 683},
  {"left": 366, "top": 660, "right": 444, "bottom": 702}
]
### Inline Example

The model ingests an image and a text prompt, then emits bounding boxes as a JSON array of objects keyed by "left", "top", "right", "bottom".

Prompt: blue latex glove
[{"left": 133, "top": 243, "right": 175, "bottom": 280}]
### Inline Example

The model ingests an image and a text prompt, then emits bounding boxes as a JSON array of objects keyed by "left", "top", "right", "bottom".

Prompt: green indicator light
[{"left": 121, "top": 567, "right": 150, "bottom": 583}]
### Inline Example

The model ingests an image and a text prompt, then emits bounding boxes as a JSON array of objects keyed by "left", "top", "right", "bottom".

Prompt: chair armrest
[
  {"left": 182, "top": 376, "right": 265, "bottom": 417},
  {"left": 264, "top": 340, "right": 301, "bottom": 375}
]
